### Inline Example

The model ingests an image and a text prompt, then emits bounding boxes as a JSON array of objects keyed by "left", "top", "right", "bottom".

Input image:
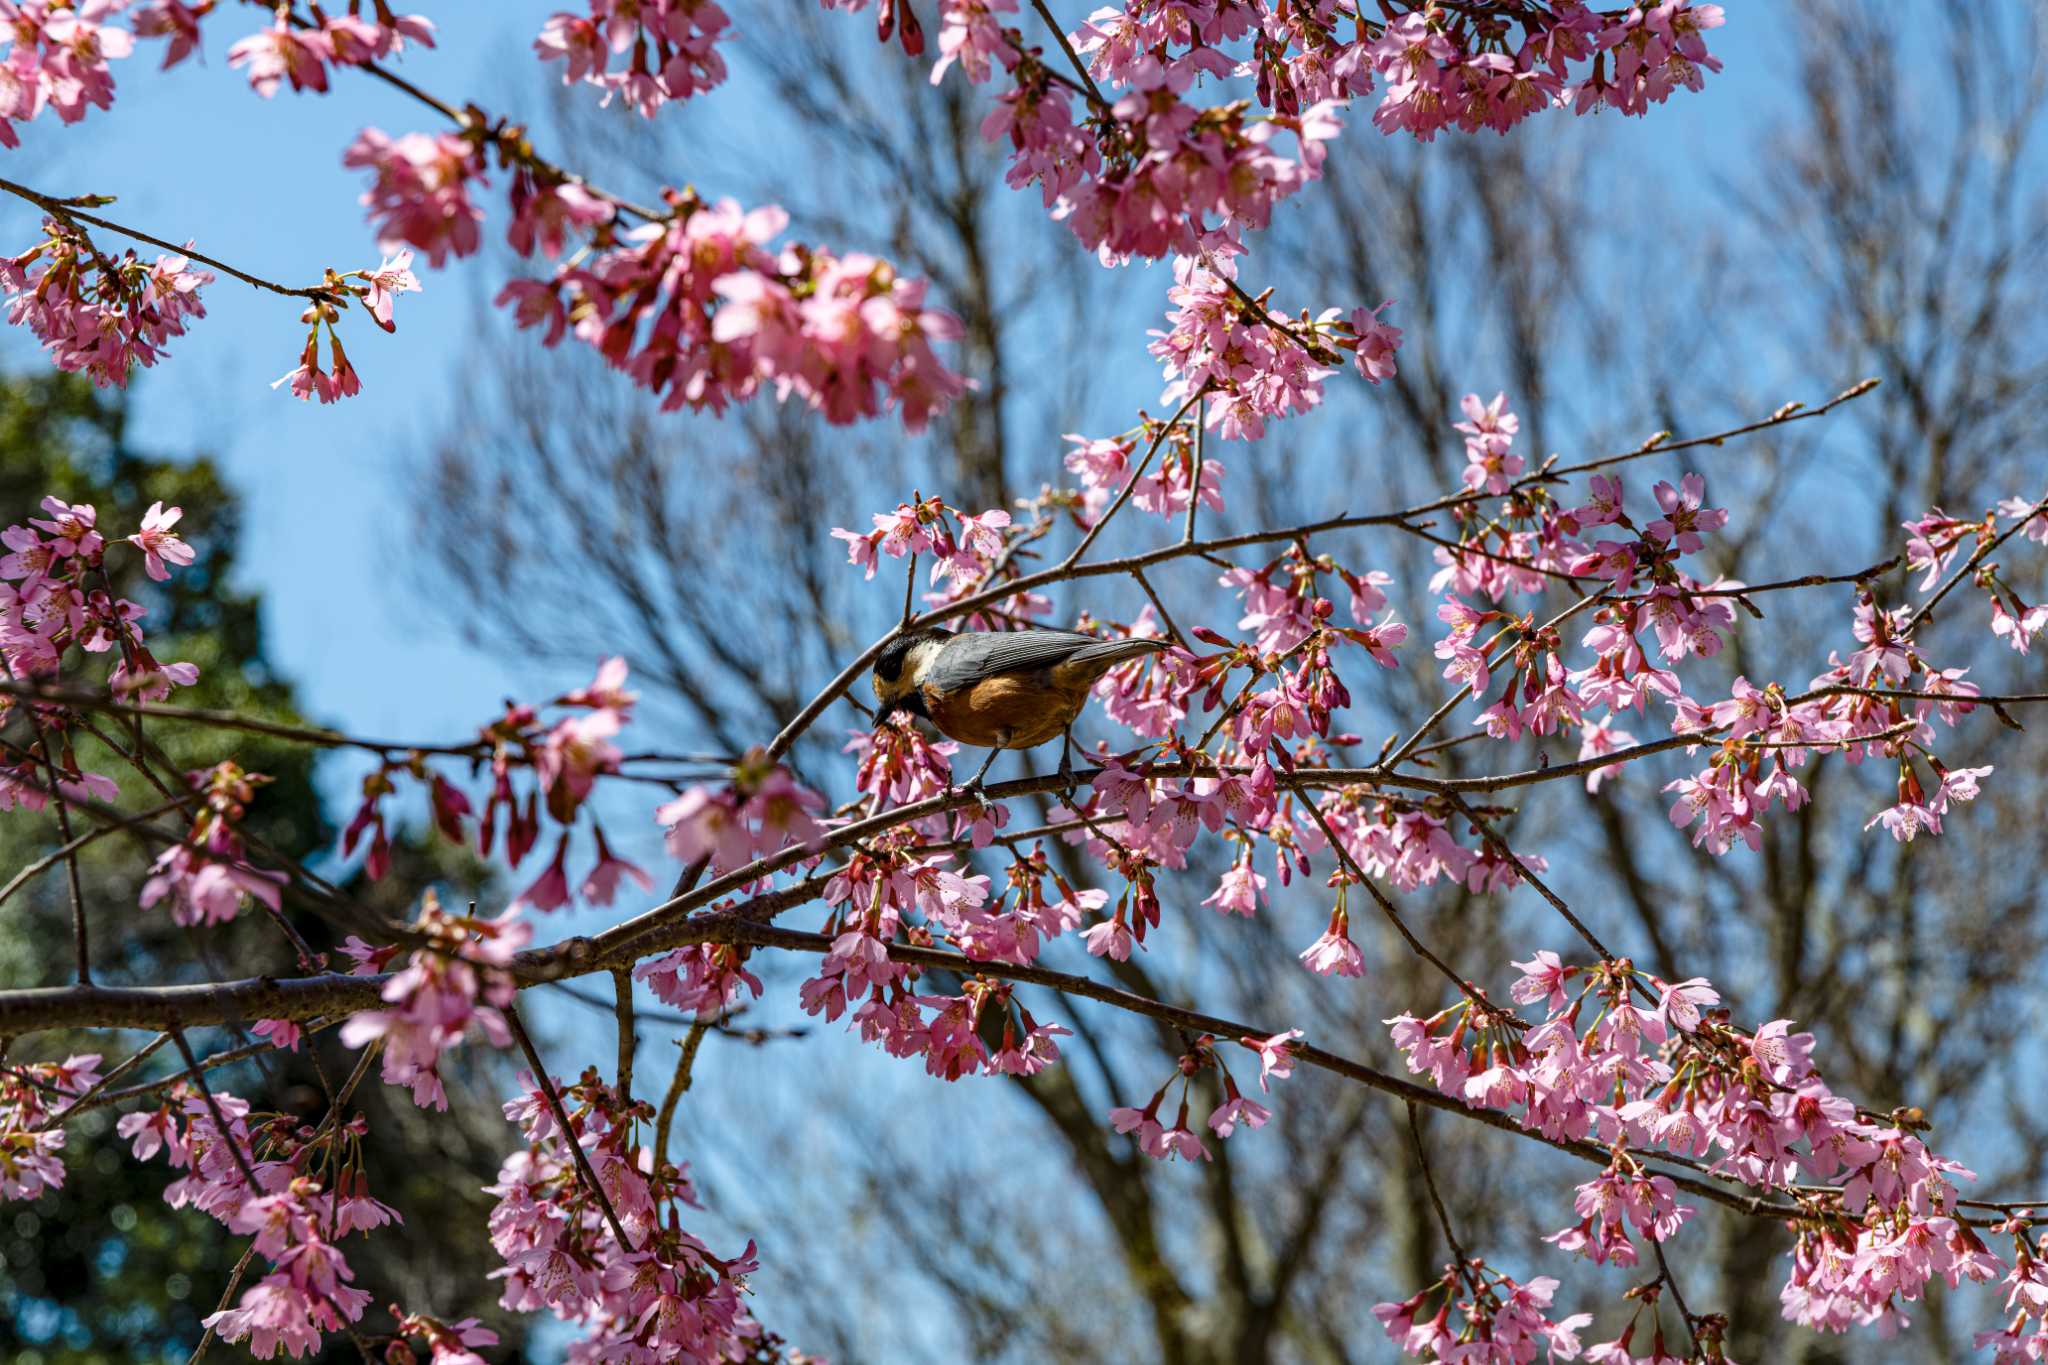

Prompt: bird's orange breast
[{"left": 922, "top": 675, "right": 1089, "bottom": 749}]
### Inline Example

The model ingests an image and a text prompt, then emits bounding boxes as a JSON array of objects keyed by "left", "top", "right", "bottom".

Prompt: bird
[{"left": 868, "top": 626, "right": 1170, "bottom": 792}]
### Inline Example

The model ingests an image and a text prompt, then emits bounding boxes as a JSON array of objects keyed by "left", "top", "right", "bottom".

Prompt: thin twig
[
  {"left": 654, "top": 1020, "right": 711, "bottom": 1165},
  {"left": 1060, "top": 384, "right": 1210, "bottom": 570},
  {"left": 1441, "top": 790, "right": 1615, "bottom": 961},
  {"left": 1129, "top": 566, "right": 1188, "bottom": 649},
  {"left": 1406, "top": 1100, "right": 1471, "bottom": 1278},
  {"left": 1650, "top": 1237, "right": 1702, "bottom": 1355},
  {"left": 186, "top": 1242, "right": 258, "bottom": 1365},
  {"left": 0, "top": 176, "right": 341, "bottom": 302},
  {"left": 504, "top": 1005, "right": 637, "bottom": 1253},
  {"left": 168, "top": 1027, "right": 261, "bottom": 1189},
  {"left": 0, "top": 791, "right": 199, "bottom": 910},
  {"left": 1028, "top": 0, "right": 1111, "bottom": 108}
]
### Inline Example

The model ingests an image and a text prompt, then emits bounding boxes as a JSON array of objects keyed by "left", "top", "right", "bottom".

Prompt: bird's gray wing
[{"left": 923, "top": 630, "right": 1104, "bottom": 692}]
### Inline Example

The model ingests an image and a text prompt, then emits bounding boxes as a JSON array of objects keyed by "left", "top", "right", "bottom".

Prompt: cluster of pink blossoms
[
  {"left": 1107, "top": 1029, "right": 1300, "bottom": 1162},
  {"left": 1063, "top": 424, "right": 1224, "bottom": 529},
  {"left": 118, "top": 1086, "right": 401, "bottom": 1359},
  {"left": 830, "top": 490, "right": 1066, "bottom": 626},
  {"left": 1407, "top": 391, "right": 2016, "bottom": 850},
  {"left": 535, "top": 0, "right": 731, "bottom": 115},
  {"left": 342, "top": 656, "right": 654, "bottom": 914},
  {"left": 657, "top": 745, "right": 825, "bottom": 876},
  {"left": 0, "top": 0, "right": 134, "bottom": 142},
  {"left": 0, "top": 1052, "right": 100, "bottom": 1200},
  {"left": 1, "top": 494, "right": 201, "bottom": 807},
  {"left": 1, "top": 219, "right": 213, "bottom": 388},
  {"left": 1385, "top": 952, "right": 2001, "bottom": 1345},
  {"left": 828, "top": 2, "right": 1726, "bottom": 265},
  {"left": 835, "top": 0, "right": 1345, "bottom": 262},
  {"left": 0, "top": 0, "right": 443, "bottom": 142},
  {"left": 344, "top": 127, "right": 489, "bottom": 269},
  {"left": 1373, "top": 1264, "right": 1594, "bottom": 1364},
  {"left": 498, "top": 196, "right": 967, "bottom": 431},
  {"left": 1363, "top": 1, "right": 1724, "bottom": 140},
  {"left": 487, "top": 1071, "right": 775, "bottom": 1359},
  {"left": 339, "top": 890, "right": 533, "bottom": 1110},
  {"left": 1901, "top": 497, "right": 2048, "bottom": 655},
  {"left": 797, "top": 845, "right": 1075, "bottom": 1080},
  {"left": 139, "top": 761, "right": 290, "bottom": 928},
  {"left": 1149, "top": 247, "right": 1403, "bottom": 441},
  {"left": 227, "top": 4, "right": 434, "bottom": 98}
]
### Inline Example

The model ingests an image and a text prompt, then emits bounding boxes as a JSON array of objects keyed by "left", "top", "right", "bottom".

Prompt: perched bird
[{"left": 869, "top": 626, "right": 1170, "bottom": 789}]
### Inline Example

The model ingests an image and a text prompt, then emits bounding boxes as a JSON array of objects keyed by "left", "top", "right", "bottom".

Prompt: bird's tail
[{"left": 1067, "top": 637, "right": 1171, "bottom": 671}]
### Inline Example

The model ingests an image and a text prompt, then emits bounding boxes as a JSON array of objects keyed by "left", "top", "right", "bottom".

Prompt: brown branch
[
  {"left": 654, "top": 1020, "right": 711, "bottom": 1165},
  {"left": 0, "top": 175, "right": 342, "bottom": 303},
  {"left": 612, "top": 968, "right": 636, "bottom": 1103},
  {"left": 762, "top": 383, "right": 1882, "bottom": 762},
  {"left": 714, "top": 921, "right": 1821, "bottom": 1225}
]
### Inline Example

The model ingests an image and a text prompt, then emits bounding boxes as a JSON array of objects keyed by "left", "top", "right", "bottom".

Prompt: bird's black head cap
[{"left": 874, "top": 627, "right": 951, "bottom": 682}]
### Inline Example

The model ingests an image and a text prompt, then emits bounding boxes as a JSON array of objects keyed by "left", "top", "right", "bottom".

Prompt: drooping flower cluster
[
  {"left": 119, "top": 1086, "right": 400, "bottom": 1359},
  {"left": 1373, "top": 1264, "right": 1591, "bottom": 1364},
  {"left": 498, "top": 195, "right": 966, "bottom": 431},
  {"left": 340, "top": 890, "right": 533, "bottom": 1110},
  {"left": 1107, "top": 1030, "right": 1299, "bottom": 1162},
  {"left": 343, "top": 127, "right": 490, "bottom": 269},
  {"left": 830, "top": 1, "right": 1727, "bottom": 264},
  {"left": 1387, "top": 952, "right": 1998, "bottom": 1338},
  {"left": 534, "top": 0, "right": 732, "bottom": 115},
  {"left": 0, "top": 0, "right": 136, "bottom": 142},
  {"left": 0, "top": 1052, "right": 100, "bottom": 1201},
  {"left": 272, "top": 251, "right": 422, "bottom": 403},
  {"left": 487, "top": 1070, "right": 773, "bottom": 1359},
  {"left": 1062, "top": 422, "right": 1223, "bottom": 530},
  {"left": 342, "top": 656, "right": 655, "bottom": 913},
  {"left": 1, "top": 218, "right": 213, "bottom": 388}
]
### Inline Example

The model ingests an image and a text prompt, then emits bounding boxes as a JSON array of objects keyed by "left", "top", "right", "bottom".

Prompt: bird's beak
[{"left": 872, "top": 697, "right": 903, "bottom": 730}]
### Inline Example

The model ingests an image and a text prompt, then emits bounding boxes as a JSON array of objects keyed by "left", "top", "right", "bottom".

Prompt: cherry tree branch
[
  {"left": 0, "top": 176, "right": 343, "bottom": 302},
  {"left": 763, "top": 382, "right": 1884, "bottom": 762}
]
